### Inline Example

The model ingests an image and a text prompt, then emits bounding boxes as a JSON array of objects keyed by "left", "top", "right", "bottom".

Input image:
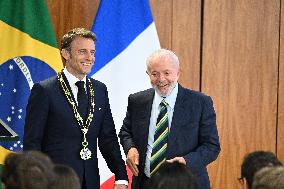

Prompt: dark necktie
[
  {"left": 150, "top": 99, "right": 169, "bottom": 176},
  {"left": 75, "top": 81, "right": 88, "bottom": 120}
]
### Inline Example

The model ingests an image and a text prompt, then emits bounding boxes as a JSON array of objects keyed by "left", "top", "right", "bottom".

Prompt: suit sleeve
[
  {"left": 118, "top": 94, "right": 136, "bottom": 155},
  {"left": 23, "top": 83, "right": 49, "bottom": 151},
  {"left": 98, "top": 86, "right": 128, "bottom": 181},
  {"left": 184, "top": 95, "right": 220, "bottom": 172}
]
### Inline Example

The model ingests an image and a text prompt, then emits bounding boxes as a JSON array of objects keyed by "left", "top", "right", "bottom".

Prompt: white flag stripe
[{"left": 92, "top": 23, "right": 160, "bottom": 183}]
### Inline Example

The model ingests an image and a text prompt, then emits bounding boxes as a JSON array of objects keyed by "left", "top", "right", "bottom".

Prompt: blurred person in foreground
[
  {"left": 51, "top": 164, "right": 81, "bottom": 189},
  {"left": 1, "top": 151, "right": 54, "bottom": 189},
  {"left": 239, "top": 150, "right": 283, "bottom": 189},
  {"left": 146, "top": 162, "right": 197, "bottom": 189},
  {"left": 252, "top": 166, "right": 284, "bottom": 189}
]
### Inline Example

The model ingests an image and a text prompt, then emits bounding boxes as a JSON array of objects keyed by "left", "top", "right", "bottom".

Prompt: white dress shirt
[{"left": 63, "top": 68, "right": 86, "bottom": 105}]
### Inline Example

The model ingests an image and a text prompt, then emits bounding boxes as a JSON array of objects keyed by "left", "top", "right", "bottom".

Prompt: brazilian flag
[{"left": 0, "top": 0, "right": 62, "bottom": 179}]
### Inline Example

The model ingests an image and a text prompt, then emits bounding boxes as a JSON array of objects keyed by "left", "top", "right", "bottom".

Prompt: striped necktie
[{"left": 150, "top": 99, "right": 169, "bottom": 176}]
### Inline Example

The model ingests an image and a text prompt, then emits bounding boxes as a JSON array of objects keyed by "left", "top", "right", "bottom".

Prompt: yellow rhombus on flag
[{"left": 0, "top": 1, "right": 63, "bottom": 183}]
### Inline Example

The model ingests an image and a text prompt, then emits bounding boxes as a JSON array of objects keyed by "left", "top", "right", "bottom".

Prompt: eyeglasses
[{"left": 237, "top": 177, "right": 244, "bottom": 185}]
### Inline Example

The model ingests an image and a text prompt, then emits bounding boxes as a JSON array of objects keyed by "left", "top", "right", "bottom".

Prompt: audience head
[
  {"left": 147, "top": 162, "right": 197, "bottom": 189},
  {"left": 51, "top": 164, "right": 80, "bottom": 189},
  {"left": 1, "top": 151, "right": 54, "bottom": 189},
  {"left": 252, "top": 166, "right": 284, "bottom": 189},
  {"left": 240, "top": 151, "right": 282, "bottom": 189}
]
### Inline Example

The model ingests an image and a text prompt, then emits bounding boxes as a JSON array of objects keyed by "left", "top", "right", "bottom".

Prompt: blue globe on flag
[{"left": 0, "top": 56, "right": 56, "bottom": 152}]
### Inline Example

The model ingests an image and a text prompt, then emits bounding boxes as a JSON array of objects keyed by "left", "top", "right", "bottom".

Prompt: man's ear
[
  {"left": 61, "top": 49, "right": 70, "bottom": 61},
  {"left": 177, "top": 68, "right": 181, "bottom": 77}
]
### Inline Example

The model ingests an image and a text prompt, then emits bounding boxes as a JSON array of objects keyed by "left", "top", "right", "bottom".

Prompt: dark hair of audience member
[
  {"left": 252, "top": 166, "right": 284, "bottom": 189},
  {"left": 241, "top": 151, "right": 283, "bottom": 189},
  {"left": 146, "top": 162, "right": 197, "bottom": 189},
  {"left": 1, "top": 151, "right": 54, "bottom": 189},
  {"left": 51, "top": 164, "right": 81, "bottom": 189}
]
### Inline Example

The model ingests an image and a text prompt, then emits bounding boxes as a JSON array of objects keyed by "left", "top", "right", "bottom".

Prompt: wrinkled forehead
[{"left": 149, "top": 55, "right": 179, "bottom": 70}]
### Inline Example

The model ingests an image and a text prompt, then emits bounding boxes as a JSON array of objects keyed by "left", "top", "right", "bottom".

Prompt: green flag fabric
[{"left": 0, "top": 0, "right": 62, "bottom": 179}]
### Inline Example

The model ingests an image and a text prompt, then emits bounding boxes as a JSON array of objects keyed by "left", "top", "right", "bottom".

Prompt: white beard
[{"left": 152, "top": 82, "right": 177, "bottom": 97}]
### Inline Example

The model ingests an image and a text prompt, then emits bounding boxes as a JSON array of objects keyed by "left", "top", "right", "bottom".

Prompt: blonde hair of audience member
[
  {"left": 1, "top": 151, "right": 54, "bottom": 189},
  {"left": 252, "top": 166, "right": 284, "bottom": 189},
  {"left": 51, "top": 164, "right": 81, "bottom": 189}
]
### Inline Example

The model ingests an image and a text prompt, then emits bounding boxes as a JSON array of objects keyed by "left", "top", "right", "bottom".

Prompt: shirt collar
[{"left": 63, "top": 68, "right": 87, "bottom": 87}]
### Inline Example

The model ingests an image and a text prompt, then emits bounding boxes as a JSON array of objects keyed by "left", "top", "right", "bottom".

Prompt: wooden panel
[
  {"left": 277, "top": 0, "right": 284, "bottom": 162},
  {"left": 202, "top": 1, "right": 280, "bottom": 188},
  {"left": 46, "top": 0, "right": 99, "bottom": 48},
  {"left": 46, "top": 1, "right": 283, "bottom": 188},
  {"left": 172, "top": 0, "right": 201, "bottom": 90},
  {"left": 150, "top": 0, "right": 172, "bottom": 49}
]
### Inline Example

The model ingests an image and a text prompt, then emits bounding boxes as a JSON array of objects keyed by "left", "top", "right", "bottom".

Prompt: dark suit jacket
[
  {"left": 24, "top": 74, "right": 128, "bottom": 189},
  {"left": 119, "top": 84, "right": 220, "bottom": 189}
]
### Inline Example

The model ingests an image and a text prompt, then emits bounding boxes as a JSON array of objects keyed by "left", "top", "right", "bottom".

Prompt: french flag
[{"left": 91, "top": 0, "right": 160, "bottom": 188}]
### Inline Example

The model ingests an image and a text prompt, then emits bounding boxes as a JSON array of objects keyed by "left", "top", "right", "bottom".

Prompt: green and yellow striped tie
[{"left": 150, "top": 99, "right": 169, "bottom": 175}]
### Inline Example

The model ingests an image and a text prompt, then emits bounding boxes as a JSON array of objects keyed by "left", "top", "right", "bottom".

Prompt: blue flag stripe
[{"left": 91, "top": 0, "right": 153, "bottom": 74}]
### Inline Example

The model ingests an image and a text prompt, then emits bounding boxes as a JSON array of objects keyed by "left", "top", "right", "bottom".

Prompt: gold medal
[
  {"left": 80, "top": 128, "right": 92, "bottom": 160},
  {"left": 80, "top": 139, "right": 92, "bottom": 160},
  {"left": 80, "top": 148, "right": 92, "bottom": 160}
]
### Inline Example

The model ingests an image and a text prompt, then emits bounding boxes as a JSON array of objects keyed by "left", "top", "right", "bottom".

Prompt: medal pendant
[
  {"left": 80, "top": 130, "right": 91, "bottom": 160},
  {"left": 80, "top": 147, "right": 92, "bottom": 160}
]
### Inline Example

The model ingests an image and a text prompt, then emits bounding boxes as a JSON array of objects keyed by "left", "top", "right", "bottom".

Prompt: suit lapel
[
  {"left": 60, "top": 72, "right": 77, "bottom": 104},
  {"left": 140, "top": 89, "right": 155, "bottom": 153},
  {"left": 168, "top": 85, "right": 187, "bottom": 147},
  {"left": 85, "top": 77, "right": 92, "bottom": 116}
]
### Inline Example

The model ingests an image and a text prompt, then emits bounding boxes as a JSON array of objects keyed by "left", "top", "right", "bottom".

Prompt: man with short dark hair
[{"left": 239, "top": 151, "right": 283, "bottom": 189}]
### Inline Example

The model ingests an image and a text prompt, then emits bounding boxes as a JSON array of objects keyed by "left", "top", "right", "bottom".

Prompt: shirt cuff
[{"left": 115, "top": 180, "right": 128, "bottom": 186}]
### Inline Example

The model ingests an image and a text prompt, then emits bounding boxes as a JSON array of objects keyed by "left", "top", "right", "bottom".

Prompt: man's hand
[
  {"left": 126, "top": 147, "right": 139, "bottom": 176},
  {"left": 114, "top": 184, "right": 128, "bottom": 189},
  {"left": 166, "top": 156, "right": 186, "bottom": 165}
]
